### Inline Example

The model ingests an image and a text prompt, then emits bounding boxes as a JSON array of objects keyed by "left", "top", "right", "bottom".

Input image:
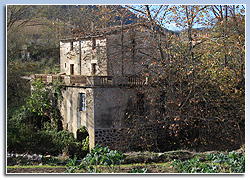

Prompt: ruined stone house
[{"left": 32, "top": 23, "right": 169, "bottom": 151}]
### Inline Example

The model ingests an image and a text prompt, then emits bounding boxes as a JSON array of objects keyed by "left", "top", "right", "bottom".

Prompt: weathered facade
[{"left": 33, "top": 23, "right": 168, "bottom": 151}]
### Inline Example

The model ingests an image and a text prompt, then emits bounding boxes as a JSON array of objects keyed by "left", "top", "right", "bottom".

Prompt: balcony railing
[{"left": 31, "top": 74, "right": 149, "bottom": 86}]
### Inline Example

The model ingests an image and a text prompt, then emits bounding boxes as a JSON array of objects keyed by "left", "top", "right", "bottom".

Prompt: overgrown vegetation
[
  {"left": 171, "top": 151, "right": 245, "bottom": 173},
  {"left": 120, "top": 5, "right": 245, "bottom": 152},
  {"left": 7, "top": 79, "right": 88, "bottom": 157},
  {"left": 7, "top": 5, "right": 245, "bottom": 173}
]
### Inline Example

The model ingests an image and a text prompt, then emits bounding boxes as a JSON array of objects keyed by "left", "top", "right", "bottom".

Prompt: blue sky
[{"left": 1, "top": 1, "right": 249, "bottom": 179}]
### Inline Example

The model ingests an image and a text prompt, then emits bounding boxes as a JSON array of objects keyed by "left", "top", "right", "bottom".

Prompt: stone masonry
[{"left": 33, "top": 23, "right": 169, "bottom": 151}]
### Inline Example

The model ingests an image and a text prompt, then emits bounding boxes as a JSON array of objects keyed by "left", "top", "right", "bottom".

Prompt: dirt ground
[
  {"left": 7, "top": 163, "right": 174, "bottom": 173},
  {"left": 7, "top": 167, "right": 66, "bottom": 173}
]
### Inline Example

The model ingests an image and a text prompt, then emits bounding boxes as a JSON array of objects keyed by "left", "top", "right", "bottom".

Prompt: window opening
[
  {"left": 79, "top": 93, "right": 86, "bottom": 111},
  {"left": 70, "top": 64, "right": 74, "bottom": 75},
  {"left": 91, "top": 63, "right": 97, "bottom": 75},
  {"left": 70, "top": 41, "right": 74, "bottom": 51},
  {"left": 92, "top": 38, "right": 96, "bottom": 50}
]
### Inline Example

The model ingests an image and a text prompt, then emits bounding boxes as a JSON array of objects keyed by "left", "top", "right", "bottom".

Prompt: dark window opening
[
  {"left": 70, "top": 41, "right": 74, "bottom": 51},
  {"left": 70, "top": 64, "right": 74, "bottom": 75},
  {"left": 92, "top": 38, "right": 96, "bottom": 50},
  {"left": 65, "top": 63, "right": 67, "bottom": 68},
  {"left": 79, "top": 93, "right": 86, "bottom": 111},
  {"left": 137, "top": 92, "right": 145, "bottom": 116},
  {"left": 91, "top": 63, "right": 97, "bottom": 75}
]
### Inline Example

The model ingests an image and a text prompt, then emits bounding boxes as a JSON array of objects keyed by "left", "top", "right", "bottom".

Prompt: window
[
  {"left": 70, "top": 41, "right": 74, "bottom": 51},
  {"left": 70, "top": 64, "right": 74, "bottom": 75},
  {"left": 91, "top": 63, "right": 97, "bottom": 75},
  {"left": 79, "top": 93, "right": 86, "bottom": 111},
  {"left": 65, "top": 63, "right": 67, "bottom": 68},
  {"left": 91, "top": 37, "right": 96, "bottom": 50}
]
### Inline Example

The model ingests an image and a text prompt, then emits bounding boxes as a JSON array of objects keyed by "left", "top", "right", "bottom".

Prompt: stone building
[{"left": 32, "top": 23, "right": 169, "bottom": 151}]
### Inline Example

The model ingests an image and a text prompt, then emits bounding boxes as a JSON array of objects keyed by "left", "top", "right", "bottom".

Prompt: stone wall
[
  {"left": 106, "top": 25, "right": 162, "bottom": 77},
  {"left": 60, "top": 85, "right": 162, "bottom": 150},
  {"left": 60, "top": 86, "right": 95, "bottom": 149},
  {"left": 60, "top": 24, "right": 166, "bottom": 77},
  {"left": 60, "top": 37, "right": 107, "bottom": 76},
  {"left": 95, "top": 121, "right": 169, "bottom": 152}
]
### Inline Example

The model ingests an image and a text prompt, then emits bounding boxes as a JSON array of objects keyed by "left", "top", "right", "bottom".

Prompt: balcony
[{"left": 31, "top": 74, "right": 149, "bottom": 87}]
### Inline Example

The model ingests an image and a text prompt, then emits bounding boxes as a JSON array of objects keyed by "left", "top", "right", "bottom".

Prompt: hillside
[{"left": 10, "top": 5, "right": 143, "bottom": 32}]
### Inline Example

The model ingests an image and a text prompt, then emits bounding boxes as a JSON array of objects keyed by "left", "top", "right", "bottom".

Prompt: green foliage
[
  {"left": 171, "top": 158, "right": 218, "bottom": 173},
  {"left": 66, "top": 144, "right": 126, "bottom": 173},
  {"left": 7, "top": 115, "right": 37, "bottom": 153},
  {"left": 21, "top": 77, "right": 63, "bottom": 130},
  {"left": 102, "top": 149, "right": 126, "bottom": 173},
  {"left": 81, "top": 136, "right": 89, "bottom": 152},
  {"left": 7, "top": 116, "right": 78, "bottom": 155},
  {"left": 78, "top": 126, "right": 88, "bottom": 133},
  {"left": 8, "top": 73, "right": 91, "bottom": 158},
  {"left": 24, "top": 78, "right": 50, "bottom": 116},
  {"left": 206, "top": 151, "right": 245, "bottom": 173},
  {"left": 83, "top": 144, "right": 110, "bottom": 173},
  {"left": 128, "top": 168, "right": 147, "bottom": 173},
  {"left": 74, "top": 126, "right": 90, "bottom": 154},
  {"left": 7, "top": 62, "right": 32, "bottom": 114},
  {"left": 50, "top": 130, "right": 76, "bottom": 153},
  {"left": 65, "top": 156, "right": 79, "bottom": 173},
  {"left": 7, "top": 78, "right": 81, "bottom": 156},
  {"left": 172, "top": 151, "right": 245, "bottom": 173}
]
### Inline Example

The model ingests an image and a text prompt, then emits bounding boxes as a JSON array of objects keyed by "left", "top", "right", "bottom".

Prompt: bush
[
  {"left": 7, "top": 108, "right": 84, "bottom": 156},
  {"left": 7, "top": 78, "right": 86, "bottom": 156}
]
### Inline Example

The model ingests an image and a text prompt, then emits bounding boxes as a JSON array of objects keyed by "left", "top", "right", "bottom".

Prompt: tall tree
[{"left": 124, "top": 5, "right": 245, "bottom": 151}]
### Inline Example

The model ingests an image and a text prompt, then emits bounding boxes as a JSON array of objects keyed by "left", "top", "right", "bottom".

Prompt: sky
[{"left": 1, "top": 0, "right": 249, "bottom": 179}]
